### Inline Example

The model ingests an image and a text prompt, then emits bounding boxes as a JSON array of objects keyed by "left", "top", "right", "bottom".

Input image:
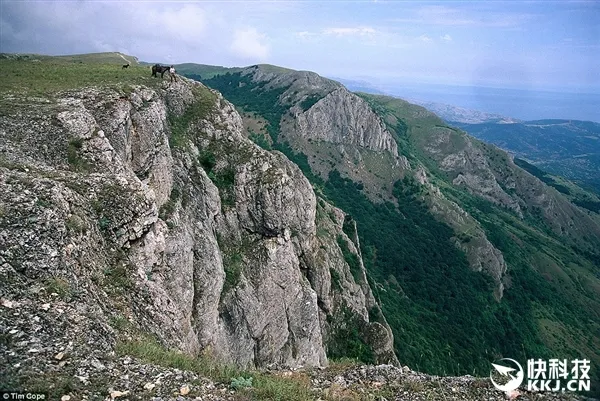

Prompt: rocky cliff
[
  {"left": 293, "top": 88, "right": 399, "bottom": 156},
  {"left": 0, "top": 70, "right": 398, "bottom": 396},
  {"left": 195, "top": 66, "right": 600, "bottom": 392}
]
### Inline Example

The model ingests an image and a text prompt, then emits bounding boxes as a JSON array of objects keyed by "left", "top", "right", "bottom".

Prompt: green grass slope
[
  {"left": 172, "top": 63, "right": 244, "bottom": 80},
  {"left": 0, "top": 53, "right": 162, "bottom": 98},
  {"left": 1, "top": 51, "right": 138, "bottom": 65}
]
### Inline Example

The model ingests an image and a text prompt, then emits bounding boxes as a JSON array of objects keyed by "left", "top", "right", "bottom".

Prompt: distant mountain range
[
  {"left": 327, "top": 77, "right": 387, "bottom": 95},
  {"left": 408, "top": 101, "right": 600, "bottom": 194}
]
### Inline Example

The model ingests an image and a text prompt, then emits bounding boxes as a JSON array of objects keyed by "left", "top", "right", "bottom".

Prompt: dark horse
[
  {"left": 122, "top": 64, "right": 129, "bottom": 69},
  {"left": 151, "top": 64, "right": 169, "bottom": 78}
]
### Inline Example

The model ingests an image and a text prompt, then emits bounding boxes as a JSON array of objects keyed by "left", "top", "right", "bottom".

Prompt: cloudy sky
[{"left": 1, "top": 0, "right": 598, "bottom": 92}]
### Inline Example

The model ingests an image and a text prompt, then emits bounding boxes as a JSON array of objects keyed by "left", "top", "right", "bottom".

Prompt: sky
[{"left": 1, "top": 0, "right": 599, "bottom": 93}]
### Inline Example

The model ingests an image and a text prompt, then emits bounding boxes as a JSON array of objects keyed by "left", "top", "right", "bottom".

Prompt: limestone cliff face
[
  {"left": 414, "top": 167, "right": 507, "bottom": 300},
  {"left": 424, "top": 126, "right": 522, "bottom": 214},
  {"left": 247, "top": 65, "right": 342, "bottom": 96},
  {"left": 0, "top": 77, "right": 397, "bottom": 379},
  {"left": 293, "top": 88, "right": 398, "bottom": 156},
  {"left": 422, "top": 125, "right": 600, "bottom": 248},
  {"left": 271, "top": 82, "right": 506, "bottom": 297}
]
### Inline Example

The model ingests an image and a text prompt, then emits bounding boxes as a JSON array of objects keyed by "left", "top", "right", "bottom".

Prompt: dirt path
[{"left": 117, "top": 52, "right": 131, "bottom": 65}]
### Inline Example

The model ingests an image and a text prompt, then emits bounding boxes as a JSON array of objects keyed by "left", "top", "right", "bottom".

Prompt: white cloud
[
  {"left": 323, "top": 27, "right": 376, "bottom": 36},
  {"left": 295, "top": 31, "right": 318, "bottom": 39},
  {"left": 160, "top": 5, "right": 208, "bottom": 41},
  {"left": 419, "top": 34, "right": 433, "bottom": 43},
  {"left": 230, "top": 28, "right": 270, "bottom": 61},
  {"left": 391, "top": 5, "right": 536, "bottom": 28},
  {"left": 441, "top": 34, "right": 453, "bottom": 42}
]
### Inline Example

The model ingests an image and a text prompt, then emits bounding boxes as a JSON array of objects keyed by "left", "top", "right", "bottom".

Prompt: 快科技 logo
[
  {"left": 490, "top": 358, "right": 591, "bottom": 393},
  {"left": 490, "top": 358, "right": 525, "bottom": 392}
]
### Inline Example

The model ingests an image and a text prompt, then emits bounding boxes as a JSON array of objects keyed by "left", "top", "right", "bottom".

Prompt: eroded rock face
[
  {"left": 426, "top": 127, "right": 522, "bottom": 215},
  {"left": 423, "top": 126, "right": 600, "bottom": 249},
  {"left": 303, "top": 200, "right": 397, "bottom": 365},
  {"left": 0, "top": 76, "right": 397, "bottom": 383},
  {"left": 294, "top": 88, "right": 399, "bottom": 156},
  {"left": 416, "top": 167, "right": 507, "bottom": 300}
]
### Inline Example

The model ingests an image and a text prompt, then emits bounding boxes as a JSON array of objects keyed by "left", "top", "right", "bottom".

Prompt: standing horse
[{"left": 151, "top": 64, "right": 170, "bottom": 78}]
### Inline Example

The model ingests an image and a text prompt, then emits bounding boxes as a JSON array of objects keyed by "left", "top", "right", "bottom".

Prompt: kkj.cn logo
[
  {"left": 490, "top": 358, "right": 524, "bottom": 392},
  {"left": 490, "top": 358, "right": 591, "bottom": 393}
]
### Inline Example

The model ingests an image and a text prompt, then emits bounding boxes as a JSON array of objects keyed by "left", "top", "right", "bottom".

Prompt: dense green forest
[
  {"left": 194, "top": 71, "right": 600, "bottom": 393},
  {"left": 513, "top": 158, "right": 571, "bottom": 195},
  {"left": 323, "top": 171, "right": 555, "bottom": 374}
]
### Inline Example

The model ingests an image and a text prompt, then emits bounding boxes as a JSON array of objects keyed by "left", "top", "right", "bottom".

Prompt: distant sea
[{"left": 378, "top": 83, "right": 600, "bottom": 122}]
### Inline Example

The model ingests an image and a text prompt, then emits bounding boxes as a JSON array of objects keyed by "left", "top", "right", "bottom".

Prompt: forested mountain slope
[
  {"left": 186, "top": 64, "right": 600, "bottom": 392},
  {"left": 0, "top": 53, "right": 597, "bottom": 399}
]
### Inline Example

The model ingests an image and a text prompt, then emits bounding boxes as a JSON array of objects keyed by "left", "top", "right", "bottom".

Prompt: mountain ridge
[
  {"left": 1, "top": 53, "right": 599, "bottom": 400},
  {"left": 1, "top": 53, "right": 401, "bottom": 399},
  {"left": 449, "top": 119, "right": 600, "bottom": 194},
  {"left": 190, "top": 62, "right": 600, "bottom": 393}
]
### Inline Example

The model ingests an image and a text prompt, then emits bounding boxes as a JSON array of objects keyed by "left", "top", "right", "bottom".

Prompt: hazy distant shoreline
[{"left": 338, "top": 78, "right": 600, "bottom": 123}]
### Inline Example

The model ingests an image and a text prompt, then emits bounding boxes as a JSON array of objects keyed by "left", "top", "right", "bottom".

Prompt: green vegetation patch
[
  {"left": 0, "top": 58, "right": 159, "bottom": 95},
  {"left": 514, "top": 158, "right": 571, "bottom": 195},
  {"left": 222, "top": 252, "right": 243, "bottom": 294},
  {"left": 116, "top": 337, "right": 315, "bottom": 401},
  {"left": 200, "top": 72, "right": 290, "bottom": 143},
  {"left": 167, "top": 86, "right": 216, "bottom": 149},
  {"left": 66, "top": 138, "right": 91, "bottom": 172},
  {"left": 177, "top": 63, "right": 244, "bottom": 80},
  {"left": 573, "top": 198, "right": 600, "bottom": 213},
  {"left": 327, "top": 305, "right": 375, "bottom": 364},
  {"left": 249, "top": 130, "right": 272, "bottom": 150},
  {"left": 322, "top": 170, "right": 519, "bottom": 375},
  {"left": 103, "top": 264, "right": 133, "bottom": 293},
  {"left": 208, "top": 166, "right": 236, "bottom": 208},
  {"left": 336, "top": 235, "right": 362, "bottom": 283},
  {"left": 198, "top": 150, "right": 217, "bottom": 171},
  {"left": 45, "top": 277, "right": 73, "bottom": 301},
  {"left": 159, "top": 185, "right": 181, "bottom": 221},
  {"left": 329, "top": 268, "right": 342, "bottom": 291},
  {"left": 299, "top": 94, "right": 323, "bottom": 112}
]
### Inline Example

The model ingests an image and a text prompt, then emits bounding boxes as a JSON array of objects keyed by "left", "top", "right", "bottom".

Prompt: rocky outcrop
[
  {"left": 423, "top": 125, "right": 600, "bottom": 249},
  {"left": 241, "top": 65, "right": 397, "bottom": 157},
  {"left": 414, "top": 167, "right": 507, "bottom": 300},
  {"left": 425, "top": 126, "right": 522, "bottom": 214},
  {"left": 305, "top": 199, "right": 397, "bottom": 365},
  {"left": 246, "top": 65, "right": 342, "bottom": 96},
  {"left": 0, "top": 75, "right": 397, "bottom": 393},
  {"left": 293, "top": 88, "right": 399, "bottom": 156}
]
